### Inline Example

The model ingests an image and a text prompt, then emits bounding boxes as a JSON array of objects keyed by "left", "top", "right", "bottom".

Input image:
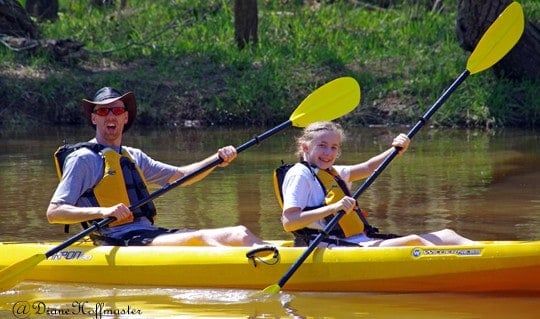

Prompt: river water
[{"left": 1, "top": 125, "right": 539, "bottom": 318}]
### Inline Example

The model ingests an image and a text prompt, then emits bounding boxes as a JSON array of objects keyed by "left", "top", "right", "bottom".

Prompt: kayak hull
[{"left": 2, "top": 240, "right": 540, "bottom": 293}]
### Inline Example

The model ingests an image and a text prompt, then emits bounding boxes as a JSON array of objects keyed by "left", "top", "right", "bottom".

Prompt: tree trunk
[
  {"left": 0, "top": 0, "right": 39, "bottom": 38},
  {"left": 26, "top": 0, "right": 58, "bottom": 22},
  {"left": 90, "top": 0, "right": 115, "bottom": 6},
  {"left": 234, "top": 0, "right": 258, "bottom": 50},
  {"left": 456, "top": 0, "right": 540, "bottom": 80},
  {"left": 0, "top": 0, "right": 83, "bottom": 59}
]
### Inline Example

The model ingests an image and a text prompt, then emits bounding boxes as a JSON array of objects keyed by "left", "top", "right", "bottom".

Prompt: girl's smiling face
[{"left": 302, "top": 130, "right": 341, "bottom": 169}]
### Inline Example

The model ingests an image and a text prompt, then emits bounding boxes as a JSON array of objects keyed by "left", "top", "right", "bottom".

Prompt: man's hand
[{"left": 102, "top": 203, "right": 134, "bottom": 227}]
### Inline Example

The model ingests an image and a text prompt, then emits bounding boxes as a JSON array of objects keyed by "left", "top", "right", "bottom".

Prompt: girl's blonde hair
[{"left": 294, "top": 121, "right": 346, "bottom": 159}]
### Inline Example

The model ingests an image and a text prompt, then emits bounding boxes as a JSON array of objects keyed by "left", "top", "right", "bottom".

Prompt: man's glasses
[{"left": 93, "top": 107, "right": 126, "bottom": 116}]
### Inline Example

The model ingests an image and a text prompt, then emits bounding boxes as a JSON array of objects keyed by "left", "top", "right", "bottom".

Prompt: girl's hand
[
  {"left": 393, "top": 133, "right": 410, "bottom": 155},
  {"left": 334, "top": 196, "right": 357, "bottom": 215},
  {"left": 217, "top": 146, "right": 237, "bottom": 167}
]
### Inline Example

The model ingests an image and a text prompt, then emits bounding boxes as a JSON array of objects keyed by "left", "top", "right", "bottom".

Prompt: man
[{"left": 47, "top": 87, "right": 266, "bottom": 246}]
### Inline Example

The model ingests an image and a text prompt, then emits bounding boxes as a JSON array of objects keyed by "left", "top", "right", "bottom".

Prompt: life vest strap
[{"left": 292, "top": 228, "right": 360, "bottom": 247}]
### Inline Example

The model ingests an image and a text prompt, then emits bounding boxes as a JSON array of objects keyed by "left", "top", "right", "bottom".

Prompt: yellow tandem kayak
[{"left": 1, "top": 240, "right": 540, "bottom": 293}]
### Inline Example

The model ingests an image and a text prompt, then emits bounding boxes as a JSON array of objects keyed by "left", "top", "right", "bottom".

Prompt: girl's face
[{"left": 302, "top": 130, "right": 341, "bottom": 169}]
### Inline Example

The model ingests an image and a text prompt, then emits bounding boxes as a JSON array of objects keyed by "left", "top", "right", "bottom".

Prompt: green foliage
[{"left": 0, "top": 0, "right": 538, "bottom": 128}]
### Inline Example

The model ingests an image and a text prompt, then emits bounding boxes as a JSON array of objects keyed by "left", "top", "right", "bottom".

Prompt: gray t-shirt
[{"left": 50, "top": 139, "right": 179, "bottom": 237}]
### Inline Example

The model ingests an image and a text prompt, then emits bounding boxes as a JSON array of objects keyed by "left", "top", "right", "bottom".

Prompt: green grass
[{"left": 1, "top": 0, "right": 538, "bottom": 128}]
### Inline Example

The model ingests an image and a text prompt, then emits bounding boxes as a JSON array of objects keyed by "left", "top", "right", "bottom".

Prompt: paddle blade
[
  {"left": 0, "top": 254, "right": 45, "bottom": 291},
  {"left": 467, "top": 2, "right": 524, "bottom": 75},
  {"left": 262, "top": 284, "right": 281, "bottom": 294},
  {"left": 289, "top": 77, "right": 360, "bottom": 127}
]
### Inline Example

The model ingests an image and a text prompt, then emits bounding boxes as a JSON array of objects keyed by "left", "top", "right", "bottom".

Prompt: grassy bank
[{"left": 1, "top": 0, "right": 538, "bottom": 129}]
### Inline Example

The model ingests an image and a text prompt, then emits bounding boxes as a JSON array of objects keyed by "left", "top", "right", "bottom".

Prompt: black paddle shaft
[
  {"left": 44, "top": 120, "right": 295, "bottom": 259},
  {"left": 276, "top": 69, "right": 470, "bottom": 289},
  {"left": 351, "top": 69, "right": 470, "bottom": 200},
  {"left": 132, "top": 119, "right": 293, "bottom": 213}
]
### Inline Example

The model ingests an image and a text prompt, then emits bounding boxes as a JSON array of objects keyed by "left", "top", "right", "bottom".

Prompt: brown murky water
[{"left": 1, "top": 126, "right": 539, "bottom": 318}]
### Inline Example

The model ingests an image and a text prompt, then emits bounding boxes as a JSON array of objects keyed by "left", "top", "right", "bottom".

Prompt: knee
[
  {"left": 435, "top": 228, "right": 458, "bottom": 237},
  {"left": 229, "top": 225, "right": 251, "bottom": 240},
  {"left": 237, "top": 225, "right": 249, "bottom": 232},
  {"left": 231, "top": 225, "right": 250, "bottom": 235},
  {"left": 401, "top": 234, "right": 426, "bottom": 245},
  {"left": 231, "top": 225, "right": 261, "bottom": 245}
]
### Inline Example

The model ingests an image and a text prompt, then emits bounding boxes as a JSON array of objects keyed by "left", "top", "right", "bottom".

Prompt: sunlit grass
[{"left": 2, "top": 0, "right": 538, "bottom": 128}]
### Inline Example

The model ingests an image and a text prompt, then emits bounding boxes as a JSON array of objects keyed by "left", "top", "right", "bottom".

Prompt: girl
[{"left": 280, "top": 121, "right": 477, "bottom": 247}]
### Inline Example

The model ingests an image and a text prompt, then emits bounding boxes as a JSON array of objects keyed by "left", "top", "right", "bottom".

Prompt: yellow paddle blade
[
  {"left": 290, "top": 77, "right": 361, "bottom": 127},
  {"left": 467, "top": 2, "right": 524, "bottom": 75},
  {"left": 0, "top": 254, "right": 45, "bottom": 291},
  {"left": 249, "top": 285, "right": 280, "bottom": 299},
  {"left": 262, "top": 284, "right": 281, "bottom": 294}
]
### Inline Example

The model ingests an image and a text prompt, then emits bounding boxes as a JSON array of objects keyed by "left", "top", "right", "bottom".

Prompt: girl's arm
[{"left": 348, "top": 133, "right": 410, "bottom": 182}]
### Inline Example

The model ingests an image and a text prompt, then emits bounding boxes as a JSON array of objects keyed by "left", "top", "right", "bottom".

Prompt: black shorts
[{"left": 97, "top": 227, "right": 180, "bottom": 246}]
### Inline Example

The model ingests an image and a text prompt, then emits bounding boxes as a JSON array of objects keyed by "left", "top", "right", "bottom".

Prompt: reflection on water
[
  {"left": 1, "top": 126, "right": 539, "bottom": 317},
  {"left": 1, "top": 282, "right": 540, "bottom": 318}
]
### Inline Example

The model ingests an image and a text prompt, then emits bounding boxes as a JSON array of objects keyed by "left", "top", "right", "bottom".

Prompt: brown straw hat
[{"left": 82, "top": 87, "right": 137, "bottom": 132}]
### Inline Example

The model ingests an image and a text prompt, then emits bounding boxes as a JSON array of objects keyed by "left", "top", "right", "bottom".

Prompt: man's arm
[
  {"left": 171, "top": 145, "right": 238, "bottom": 186},
  {"left": 47, "top": 202, "right": 133, "bottom": 227}
]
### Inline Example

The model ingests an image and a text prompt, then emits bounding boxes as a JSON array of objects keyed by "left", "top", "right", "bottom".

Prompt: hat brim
[{"left": 82, "top": 91, "right": 137, "bottom": 132}]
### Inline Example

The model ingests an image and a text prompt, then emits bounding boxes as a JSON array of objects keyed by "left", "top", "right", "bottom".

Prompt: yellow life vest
[
  {"left": 54, "top": 143, "right": 157, "bottom": 223},
  {"left": 273, "top": 162, "right": 366, "bottom": 238},
  {"left": 315, "top": 167, "right": 365, "bottom": 237}
]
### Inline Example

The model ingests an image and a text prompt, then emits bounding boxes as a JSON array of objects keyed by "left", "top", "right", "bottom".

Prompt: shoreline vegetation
[{"left": 1, "top": 0, "right": 538, "bottom": 130}]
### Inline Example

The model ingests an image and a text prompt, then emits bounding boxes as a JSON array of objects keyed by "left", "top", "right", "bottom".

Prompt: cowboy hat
[{"left": 82, "top": 87, "right": 137, "bottom": 132}]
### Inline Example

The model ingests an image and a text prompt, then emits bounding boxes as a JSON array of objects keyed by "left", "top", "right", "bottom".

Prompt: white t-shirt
[
  {"left": 281, "top": 163, "right": 350, "bottom": 230},
  {"left": 281, "top": 163, "right": 373, "bottom": 244}
]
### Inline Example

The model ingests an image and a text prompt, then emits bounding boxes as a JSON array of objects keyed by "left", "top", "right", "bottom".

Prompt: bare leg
[
  {"left": 418, "top": 229, "right": 477, "bottom": 245},
  {"left": 364, "top": 229, "right": 477, "bottom": 247},
  {"left": 149, "top": 225, "right": 268, "bottom": 247},
  {"left": 365, "top": 234, "right": 435, "bottom": 247}
]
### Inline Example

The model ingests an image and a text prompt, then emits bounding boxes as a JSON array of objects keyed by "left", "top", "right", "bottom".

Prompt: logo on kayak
[
  {"left": 411, "top": 248, "right": 482, "bottom": 258},
  {"left": 48, "top": 250, "right": 92, "bottom": 261}
]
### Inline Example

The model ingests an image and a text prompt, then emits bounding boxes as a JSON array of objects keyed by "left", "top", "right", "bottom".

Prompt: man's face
[{"left": 91, "top": 100, "right": 128, "bottom": 144}]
